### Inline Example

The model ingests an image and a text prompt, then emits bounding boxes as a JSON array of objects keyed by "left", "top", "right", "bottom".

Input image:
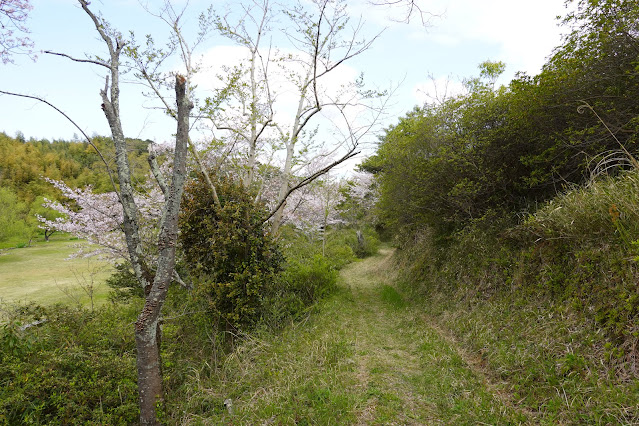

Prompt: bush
[
  {"left": 105, "top": 261, "right": 144, "bottom": 302},
  {"left": 282, "top": 255, "right": 339, "bottom": 305},
  {"left": 259, "top": 255, "right": 339, "bottom": 328},
  {"left": 179, "top": 173, "right": 283, "bottom": 332},
  {"left": 282, "top": 226, "right": 380, "bottom": 271},
  {"left": 0, "top": 303, "right": 139, "bottom": 425},
  {"left": 353, "top": 227, "right": 381, "bottom": 258}
]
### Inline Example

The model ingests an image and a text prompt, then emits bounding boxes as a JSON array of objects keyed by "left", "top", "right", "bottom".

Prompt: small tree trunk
[
  {"left": 135, "top": 74, "right": 192, "bottom": 425},
  {"left": 135, "top": 319, "right": 163, "bottom": 425},
  {"left": 356, "top": 229, "right": 365, "bottom": 255}
]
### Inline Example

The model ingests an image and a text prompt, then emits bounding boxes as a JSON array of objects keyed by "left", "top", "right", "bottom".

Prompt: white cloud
[{"left": 411, "top": 0, "right": 567, "bottom": 76}]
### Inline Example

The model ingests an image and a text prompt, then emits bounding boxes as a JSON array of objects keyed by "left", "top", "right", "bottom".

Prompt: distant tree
[
  {"left": 463, "top": 60, "right": 506, "bottom": 92},
  {"left": 29, "top": 195, "right": 61, "bottom": 241},
  {"left": 283, "top": 176, "right": 344, "bottom": 255},
  {"left": 0, "top": 0, "right": 34, "bottom": 64},
  {"left": 338, "top": 170, "right": 377, "bottom": 227},
  {"left": 0, "top": 186, "right": 29, "bottom": 244}
]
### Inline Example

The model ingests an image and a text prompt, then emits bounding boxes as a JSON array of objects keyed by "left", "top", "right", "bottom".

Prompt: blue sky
[{"left": 0, "top": 0, "right": 568, "bottom": 145}]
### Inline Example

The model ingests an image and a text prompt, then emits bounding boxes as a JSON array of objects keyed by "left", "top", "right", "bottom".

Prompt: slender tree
[
  {"left": 73, "top": 3, "right": 192, "bottom": 422},
  {"left": 30, "top": 1, "right": 192, "bottom": 423}
]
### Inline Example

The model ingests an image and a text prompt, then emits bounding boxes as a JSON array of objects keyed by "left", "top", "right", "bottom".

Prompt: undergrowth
[
  {"left": 393, "top": 171, "right": 639, "bottom": 423},
  {"left": 0, "top": 226, "right": 375, "bottom": 424}
]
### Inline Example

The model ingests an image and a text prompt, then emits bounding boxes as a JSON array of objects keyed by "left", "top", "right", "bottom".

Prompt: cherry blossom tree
[
  {"left": 282, "top": 176, "right": 343, "bottom": 252},
  {"left": 38, "top": 177, "right": 165, "bottom": 261},
  {"left": 338, "top": 170, "right": 378, "bottom": 225},
  {"left": 0, "top": 0, "right": 34, "bottom": 64}
]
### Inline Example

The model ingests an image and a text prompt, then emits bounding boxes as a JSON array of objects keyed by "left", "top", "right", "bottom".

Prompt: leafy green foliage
[
  {"left": 0, "top": 132, "right": 153, "bottom": 248},
  {"left": 105, "top": 262, "right": 145, "bottom": 302},
  {"left": 0, "top": 133, "right": 151, "bottom": 201},
  {"left": 0, "top": 186, "right": 31, "bottom": 246},
  {"left": 0, "top": 304, "right": 139, "bottom": 425},
  {"left": 179, "top": 172, "right": 283, "bottom": 331},
  {"left": 280, "top": 255, "right": 338, "bottom": 306},
  {"left": 368, "top": 0, "right": 639, "bottom": 240}
]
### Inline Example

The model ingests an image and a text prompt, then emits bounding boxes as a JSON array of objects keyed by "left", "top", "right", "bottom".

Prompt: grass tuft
[{"left": 380, "top": 284, "right": 405, "bottom": 308}]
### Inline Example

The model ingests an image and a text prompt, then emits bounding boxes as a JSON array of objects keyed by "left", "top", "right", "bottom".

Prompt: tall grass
[
  {"left": 523, "top": 170, "right": 639, "bottom": 248},
  {"left": 393, "top": 170, "right": 639, "bottom": 423}
]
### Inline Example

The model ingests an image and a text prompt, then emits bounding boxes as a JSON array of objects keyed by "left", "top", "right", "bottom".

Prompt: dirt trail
[{"left": 337, "top": 248, "right": 526, "bottom": 425}]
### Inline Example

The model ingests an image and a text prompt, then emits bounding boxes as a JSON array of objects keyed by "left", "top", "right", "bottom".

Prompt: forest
[{"left": 2, "top": 0, "right": 639, "bottom": 424}]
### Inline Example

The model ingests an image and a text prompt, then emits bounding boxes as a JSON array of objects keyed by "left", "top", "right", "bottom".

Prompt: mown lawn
[{"left": 0, "top": 238, "right": 113, "bottom": 309}]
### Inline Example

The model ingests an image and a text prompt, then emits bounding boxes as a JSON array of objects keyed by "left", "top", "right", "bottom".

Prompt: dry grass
[{"left": 523, "top": 169, "right": 639, "bottom": 246}]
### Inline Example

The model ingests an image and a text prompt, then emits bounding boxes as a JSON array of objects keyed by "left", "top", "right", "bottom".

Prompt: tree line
[
  {"left": 366, "top": 0, "right": 639, "bottom": 242},
  {"left": 0, "top": 133, "right": 151, "bottom": 246}
]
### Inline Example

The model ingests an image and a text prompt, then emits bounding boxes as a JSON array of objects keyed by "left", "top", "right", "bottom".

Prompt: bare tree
[
  {"left": 30, "top": 1, "right": 192, "bottom": 423},
  {"left": 206, "top": 0, "right": 392, "bottom": 233},
  {"left": 75, "top": 3, "right": 192, "bottom": 423}
]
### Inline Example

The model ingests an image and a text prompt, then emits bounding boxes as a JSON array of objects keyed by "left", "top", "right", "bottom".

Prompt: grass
[
  {"left": 393, "top": 221, "right": 639, "bottom": 425},
  {"left": 0, "top": 238, "right": 113, "bottom": 310},
  {"left": 523, "top": 169, "right": 639, "bottom": 246},
  {"left": 168, "top": 248, "right": 526, "bottom": 424},
  {"left": 419, "top": 288, "right": 639, "bottom": 424}
]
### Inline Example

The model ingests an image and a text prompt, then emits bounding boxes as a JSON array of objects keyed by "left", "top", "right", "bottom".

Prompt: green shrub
[
  {"left": 105, "top": 261, "right": 144, "bottom": 302},
  {"left": 323, "top": 226, "right": 380, "bottom": 265},
  {"left": 323, "top": 241, "right": 356, "bottom": 269},
  {"left": 0, "top": 303, "right": 139, "bottom": 425},
  {"left": 354, "top": 227, "right": 381, "bottom": 258},
  {"left": 282, "top": 255, "right": 339, "bottom": 305},
  {"left": 258, "top": 254, "right": 339, "bottom": 329},
  {"left": 179, "top": 173, "right": 283, "bottom": 332}
]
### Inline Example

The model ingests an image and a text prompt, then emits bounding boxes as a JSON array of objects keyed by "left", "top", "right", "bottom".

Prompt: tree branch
[
  {"left": 263, "top": 147, "right": 360, "bottom": 224},
  {"left": 147, "top": 145, "right": 170, "bottom": 196},
  {"left": 44, "top": 50, "right": 110, "bottom": 69}
]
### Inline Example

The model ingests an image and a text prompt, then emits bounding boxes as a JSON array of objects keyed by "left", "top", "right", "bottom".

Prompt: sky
[{"left": 0, "top": 0, "right": 569, "bottom": 148}]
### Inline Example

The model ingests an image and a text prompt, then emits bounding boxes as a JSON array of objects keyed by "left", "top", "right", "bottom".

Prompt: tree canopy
[{"left": 366, "top": 0, "right": 639, "bottom": 240}]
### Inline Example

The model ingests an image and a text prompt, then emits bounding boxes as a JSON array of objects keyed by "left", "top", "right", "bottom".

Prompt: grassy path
[{"left": 183, "top": 248, "right": 527, "bottom": 424}]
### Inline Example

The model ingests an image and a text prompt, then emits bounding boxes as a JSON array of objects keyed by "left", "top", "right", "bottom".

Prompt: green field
[{"left": 0, "top": 239, "right": 113, "bottom": 309}]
